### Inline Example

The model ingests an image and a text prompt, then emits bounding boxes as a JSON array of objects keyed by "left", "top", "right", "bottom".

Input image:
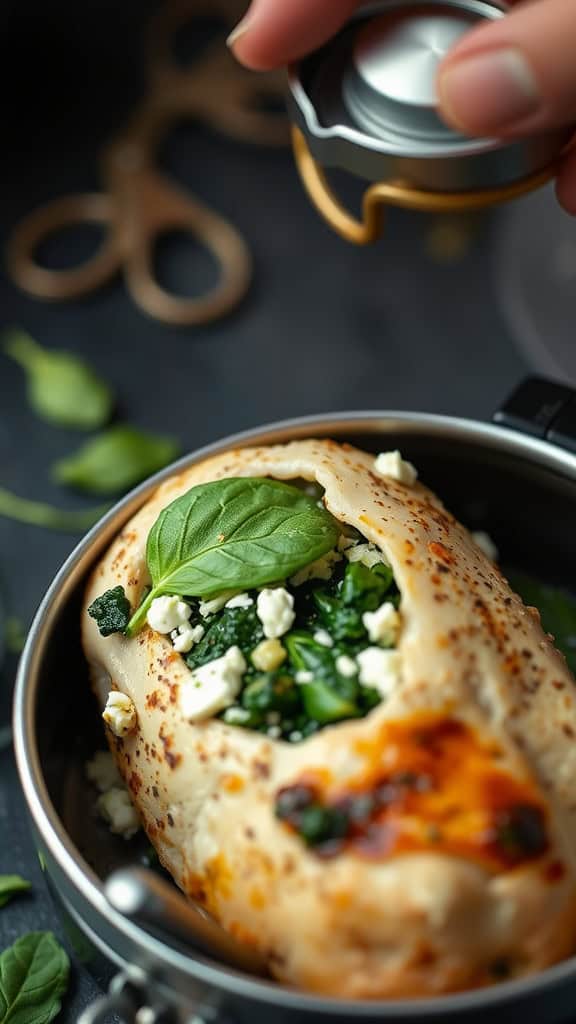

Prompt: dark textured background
[{"left": 0, "top": 0, "right": 571, "bottom": 1018}]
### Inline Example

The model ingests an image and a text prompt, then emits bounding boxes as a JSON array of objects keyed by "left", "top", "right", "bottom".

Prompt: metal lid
[
  {"left": 288, "top": 0, "right": 571, "bottom": 192},
  {"left": 343, "top": 9, "right": 475, "bottom": 141}
]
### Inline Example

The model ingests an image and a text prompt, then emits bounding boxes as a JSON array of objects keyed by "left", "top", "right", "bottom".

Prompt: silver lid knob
[{"left": 343, "top": 9, "right": 476, "bottom": 140}]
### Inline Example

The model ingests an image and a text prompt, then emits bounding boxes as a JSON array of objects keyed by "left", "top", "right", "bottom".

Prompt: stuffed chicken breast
[{"left": 82, "top": 439, "right": 576, "bottom": 999}]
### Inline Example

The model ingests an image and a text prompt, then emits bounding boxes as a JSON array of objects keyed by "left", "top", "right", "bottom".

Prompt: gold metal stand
[{"left": 292, "top": 126, "right": 557, "bottom": 245}]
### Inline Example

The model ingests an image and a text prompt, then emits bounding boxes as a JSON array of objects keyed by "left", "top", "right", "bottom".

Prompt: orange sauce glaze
[{"left": 280, "top": 713, "right": 552, "bottom": 873}]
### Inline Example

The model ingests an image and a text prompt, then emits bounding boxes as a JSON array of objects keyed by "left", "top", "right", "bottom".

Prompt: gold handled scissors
[{"left": 6, "top": 0, "right": 288, "bottom": 326}]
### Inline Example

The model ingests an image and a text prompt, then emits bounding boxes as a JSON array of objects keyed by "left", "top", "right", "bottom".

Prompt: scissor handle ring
[
  {"left": 5, "top": 193, "right": 120, "bottom": 299},
  {"left": 126, "top": 227, "right": 252, "bottom": 327},
  {"left": 292, "top": 127, "right": 558, "bottom": 245},
  {"left": 122, "top": 181, "right": 252, "bottom": 327}
]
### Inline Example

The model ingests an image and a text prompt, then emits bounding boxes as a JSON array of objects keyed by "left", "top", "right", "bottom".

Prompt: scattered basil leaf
[
  {"left": 0, "top": 876, "right": 31, "bottom": 909},
  {"left": 5, "top": 617, "right": 26, "bottom": 655},
  {"left": 508, "top": 572, "right": 576, "bottom": 675},
  {"left": 3, "top": 329, "right": 113, "bottom": 430},
  {"left": 88, "top": 586, "right": 132, "bottom": 637},
  {"left": 126, "top": 478, "right": 339, "bottom": 636},
  {"left": 0, "top": 930, "right": 69, "bottom": 1024},
  {"left": 52, "top": 425, "right": 180, "bottom": 496},
  {"left": 0, "top": 488, "right": 108, "bottom": 533}
]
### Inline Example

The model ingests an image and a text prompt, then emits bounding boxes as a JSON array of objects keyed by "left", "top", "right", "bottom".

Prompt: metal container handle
[
  {"left": 292, "top": 127, "right": 557, "bottom": 244},
  {"left": 78, "top": 971, "right": 215, "bottom": 1023},
  {"left": 493, "top": 376, "right": 576, "bottom": 452}
]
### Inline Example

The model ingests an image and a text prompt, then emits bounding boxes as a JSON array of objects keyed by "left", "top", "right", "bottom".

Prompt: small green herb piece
[
  {"left": 508, "top": 572, "right": 576, "bottom": 675},
  {"left": 285, "top": 632, "right": 361, "bottom": 724},
  {"left": 3, "top": 329, "right": 113, "bottom": 430},
  {"left": 0, "top": 488, "right": 109, "bottom": 533},
  {"left": 0, "top": 930, "right": 70, "bottom": 1024},
  {"left": 52, "top": 426, "right": 180, "bottom": 496},
  {"left": 275, "top": 785, "right": 349, "bottom": 848},
  {"left": 0, "top": 876, "right": 31, "bottom": 909},
  {"left": 87, "top": 586, "right": 131, "bottom": 637},
  {"left": 186, "top": 605, "right": 263, "bottom": 669},
  {"left": 241, "top": 673, "right": 301, "bottom": 721},
  {"left": 314, "top": 562, "right": 398, "bottom": 643},
  {"left": 126, "top": 478, "right": 339, "bottom": 636},
  {"left": 5, "top": 617, "right": 26, "bottom": 654}
]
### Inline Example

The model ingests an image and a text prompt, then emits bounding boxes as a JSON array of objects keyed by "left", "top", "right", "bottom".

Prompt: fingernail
[
  {"left": 226, "top": 17, "right": 251, "bottom": 51},
  {"left": 439, "top": 49, "right": 540, "bottom": 134}
]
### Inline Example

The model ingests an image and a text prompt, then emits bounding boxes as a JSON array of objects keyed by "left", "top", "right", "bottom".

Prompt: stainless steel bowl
[{"left": 13, "top": 386, "right": 576, "bottom": 1024}]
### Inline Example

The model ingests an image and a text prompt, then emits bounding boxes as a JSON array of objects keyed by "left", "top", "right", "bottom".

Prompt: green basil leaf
[
  {"left": 127, "top": 478, "right": 339, "bottom": 635},
  {"left": 52, "top": 426, "right": 180, "bottom": 496},
  {"left": 3, "top": 329, "right": 113, "bottom": 430},
  {"left": 0, "top": 931, "right": 69, "bottom": 1024},
  {"left": 0, "top": 876, "right": 31, "bottom": 909},
  {"left": 508, "top": 572, "right": 576, "bottom": 675},
  {"left": 0, "top": 488, "right": 108, "bottom": 533}
]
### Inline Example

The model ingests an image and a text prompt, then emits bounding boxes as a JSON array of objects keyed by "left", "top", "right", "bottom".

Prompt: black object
[{"left": 494, "top": 376, "right": 576, "bottom": 443}]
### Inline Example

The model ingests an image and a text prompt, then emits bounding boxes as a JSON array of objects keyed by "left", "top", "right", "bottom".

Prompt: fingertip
[
  {"left": 226, "top": 0, "right": 359, "bottom": 71},
  {"left": 227, "top": 20, "right": 278, "bottom": 71}
]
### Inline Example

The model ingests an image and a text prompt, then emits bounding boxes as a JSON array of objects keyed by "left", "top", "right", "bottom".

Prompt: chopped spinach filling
[{"left": 180, "top": 551, "right": 400, "bottom": 742}]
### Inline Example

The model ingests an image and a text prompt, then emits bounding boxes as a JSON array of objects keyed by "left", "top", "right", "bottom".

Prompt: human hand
[{"left": 228, "top": 0, "right": 576, "bottom": 213}]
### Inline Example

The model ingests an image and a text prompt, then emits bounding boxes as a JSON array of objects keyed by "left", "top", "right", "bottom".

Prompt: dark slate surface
[{"left": 0, "top": 0, "right": 568, "bottom": 1020}]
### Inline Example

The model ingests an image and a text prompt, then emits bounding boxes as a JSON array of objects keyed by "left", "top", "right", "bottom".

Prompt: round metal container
[
  {"left": 288, "top": 0, "right": 570, "bottom": 192},
  {"left": 287, "top": 0, "right": 573, "bottom": 243},
  {"left": 13, "top": 399, "right": 576, "bottom": 1023}
]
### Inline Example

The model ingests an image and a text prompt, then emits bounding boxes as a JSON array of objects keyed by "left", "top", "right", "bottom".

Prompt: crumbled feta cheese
[
  {"left": 199, "top": 591, "right": 239, "bottom": 617},
  {"left": 225, "top": 593, "right": 254, "bottom": 610},
  {"left": 222, "top": 706, "right": 251, "bottom": 725},
  {"left": 267, "top": 725, "right": 282, "bottom": 739},
  {"left": 289, "top": 730, "right": 303, "bottom": 742},
  {"left": 374, "top": 450, "right": 418, "bottom": 486},
  {"left": 251, "top": 638, "right": 286, "bottom": 672},
  {"left": 295, "top": 670, "right": 313, "bottom": 684},
  {"left": 345, "top": 542, "right": 389, "bottom": 570},
  {"left": 313, "top": 629, "right": 333, "bottom": 648},
  {"left": 96, "top": 788, "right": 140, "bottom": 840},
  {"left": 171, "top": 622, "right": 205, "bottom": 654},
  {"left": 472, "top": 531, "right": 499, "bottom": 562},
  {"left": 362, "top": 602, "right": 401, "bottom": 646},
  {"left": 290, "top": 549, "right": 342, "bottom": 586},
  {"left": 102, "top": 691, "right": 138, "bottom": 737},
  {"left": 256, "top": 588, "right": 295, "bottom": 639},
  {"left": 86, "top": 751, "right": 121, "bottom": 793},
  {"left": 180, "top": 646, "right": 247, "bottom": 722},
  {"left": 357, "top": 647, "right": 402, "bottom": 697},
  {"left": 147, "top": 595, "right": 192, "bottom": 634},
  {"left": 336, "top": 654, "right": 358, "bottom": 677}
]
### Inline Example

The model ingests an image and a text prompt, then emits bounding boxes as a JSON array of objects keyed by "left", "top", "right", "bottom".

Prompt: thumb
[{"left": 437, "top": 0, "right": 576, "bottom": 137}]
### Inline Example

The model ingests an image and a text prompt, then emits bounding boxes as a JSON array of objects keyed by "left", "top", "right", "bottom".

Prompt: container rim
[{"left": 13, "top": 407, "right": 576, "bottom": 1018}]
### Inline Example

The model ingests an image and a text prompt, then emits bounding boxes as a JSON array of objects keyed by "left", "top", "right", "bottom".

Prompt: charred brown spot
[
  {"left": 275, "top": 713, "right": 550, "bottom": 872},
  {"left": 129, "top": 771, "right": 142, "bottom": 795}
]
